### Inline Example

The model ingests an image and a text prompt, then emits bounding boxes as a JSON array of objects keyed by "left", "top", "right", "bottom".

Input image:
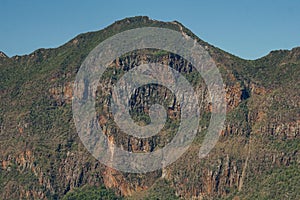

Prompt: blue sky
[{"left": 0, "top": 0, "right": 299, "bottom": 59}]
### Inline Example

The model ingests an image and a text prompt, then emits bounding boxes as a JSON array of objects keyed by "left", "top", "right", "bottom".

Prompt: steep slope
[
  {"left": 0, "top": 16, "right": 299, "bottom": 199},
  {"left": 0, "top": 51, "right": 8, "bottom": 59}
]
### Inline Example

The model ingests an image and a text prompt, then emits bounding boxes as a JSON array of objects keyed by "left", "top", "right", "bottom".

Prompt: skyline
[{"left": 0, "top": 0, "right": 299, "bottom": 59}]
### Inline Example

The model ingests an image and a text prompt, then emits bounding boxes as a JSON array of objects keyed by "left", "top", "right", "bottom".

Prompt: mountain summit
[
  {"left": 0, "top": 51, "right": 8, "bottom": 58},
  {"left": 0, "top": 16, "right": 299, "bottom": 199}
]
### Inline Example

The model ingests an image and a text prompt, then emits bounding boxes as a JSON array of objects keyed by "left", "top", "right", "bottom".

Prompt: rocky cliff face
[{"left": 0, "top": 16, "right": 299, "bottom": 199}]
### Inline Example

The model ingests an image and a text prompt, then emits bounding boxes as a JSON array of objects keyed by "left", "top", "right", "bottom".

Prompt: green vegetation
[
  {"left": 144, "top": 180, "right": 179, "bottom": 200},
  {"left": 63, "top": 186, "right": 121, "bottom": 200},
  {"left": 127, "top": 179, "right": 179, "bottom": 200},
  {"left": 237, "top": 164, "right": 300, "bottom": 200}
]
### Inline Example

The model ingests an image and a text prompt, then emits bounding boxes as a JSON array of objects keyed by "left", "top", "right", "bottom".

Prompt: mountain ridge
[
  {"left": 0, "top": 16, "right": 299, "bottom": 199},
  {"left": 0, "top": 51, "right": 8, "bottom": 59}
]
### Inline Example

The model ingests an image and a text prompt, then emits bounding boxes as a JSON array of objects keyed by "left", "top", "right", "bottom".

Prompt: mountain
[
  {"left": 0, "top": 51, "right": 8, "bottom": 59},
  {"left": 0, "top": 16, "right": 299, "bottom": 199}
]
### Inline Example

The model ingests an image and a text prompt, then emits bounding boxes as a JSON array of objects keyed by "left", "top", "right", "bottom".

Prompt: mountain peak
[
  {"left": 0, "top": 51, "right": 8, "bottom": 58},
  {"left": 114, "top": 16, "right": 151, "bottom": 24}
]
